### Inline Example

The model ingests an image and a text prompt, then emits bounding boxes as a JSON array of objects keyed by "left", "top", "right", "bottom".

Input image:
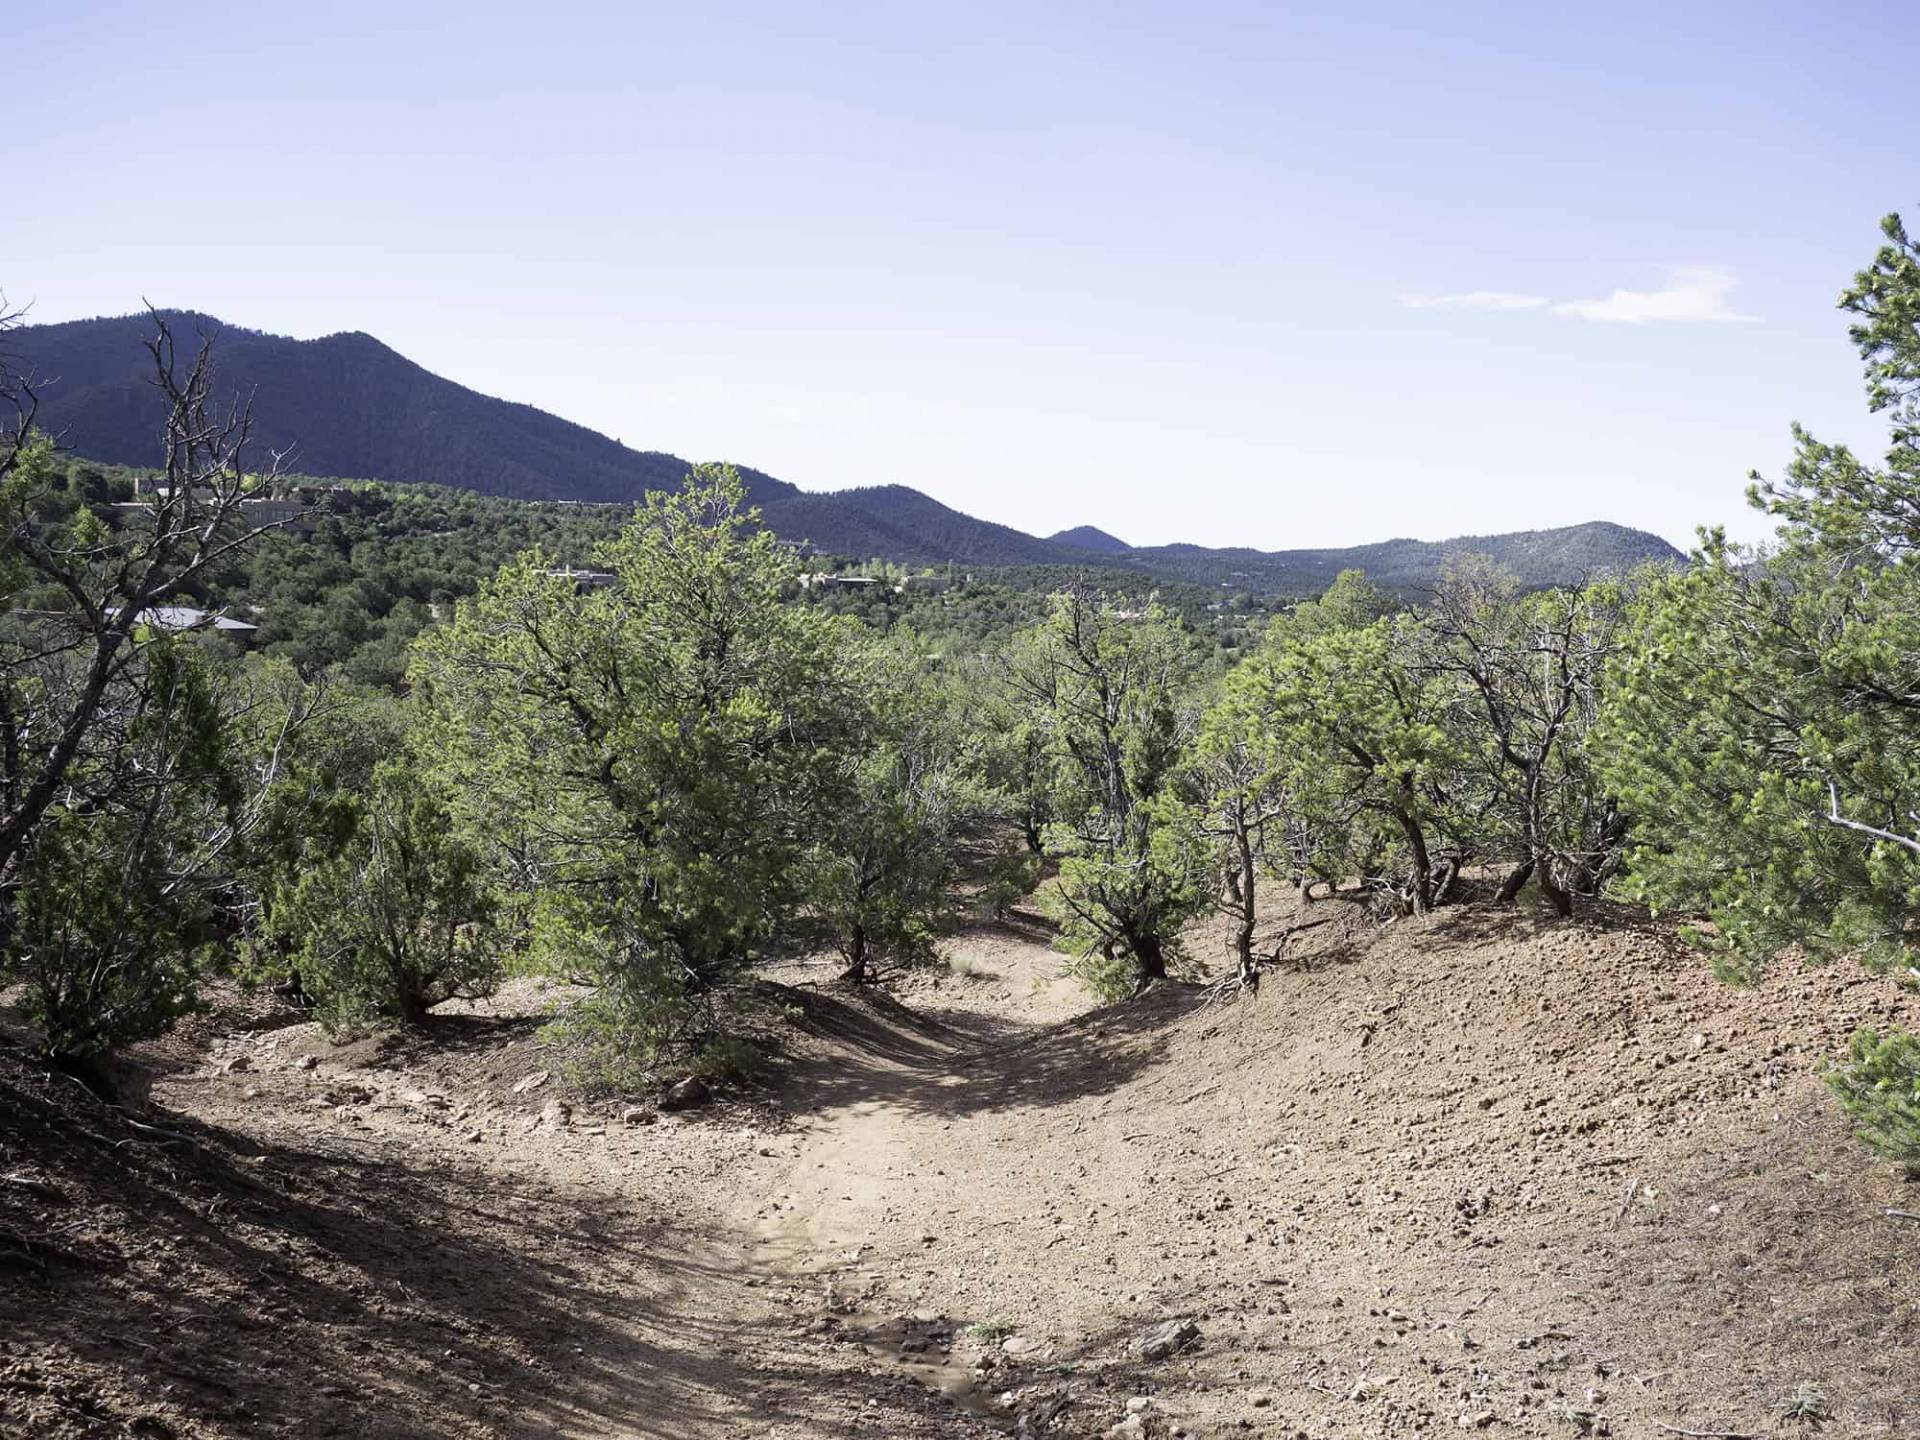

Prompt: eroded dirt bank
[{"left": 5, "top": 900, "right": 1919, "bottom": 1438}]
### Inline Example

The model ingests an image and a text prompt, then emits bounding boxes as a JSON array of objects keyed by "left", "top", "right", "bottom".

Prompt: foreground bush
[
  {"left": 267, "top": 762, "right": 500, "bottom": 1028},
  {"left": 412, "top": 465, "right": 859, "bottom": 1060},
  {"left": 4, "top": 641, "right": 241, "bottom": 1063},
  {"left": 1826, "top": 1027, "right": 1920, "bottom": 1175}
]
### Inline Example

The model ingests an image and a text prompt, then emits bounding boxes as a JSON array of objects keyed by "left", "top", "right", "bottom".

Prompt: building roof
[{"left": 139, "top": 606, "right": 260, "bottom": 634}]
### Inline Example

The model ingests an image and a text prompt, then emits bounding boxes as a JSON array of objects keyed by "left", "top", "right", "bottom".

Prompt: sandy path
[{"left": 736, "top": 923, "right": 1094, "bottom": 1432}]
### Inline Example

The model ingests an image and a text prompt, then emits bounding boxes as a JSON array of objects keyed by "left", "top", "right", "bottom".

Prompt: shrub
[
  {"left": 2, "top": 641, "right": 240, "bottom": 1064},
  {"left": 269, "top": 762, "right": 501, "bottom": 1029},
  {"left": 1825, "top": 1026, "right": 1920, "bottom": 1175}
]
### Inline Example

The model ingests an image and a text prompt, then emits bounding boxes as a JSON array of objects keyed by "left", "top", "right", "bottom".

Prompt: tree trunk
[
  {"left": 1494, "top": 859, "right": 1534, "bottom": 904},
  {"left": 1396, "top": 810, "right": 1433, "bottom": 914},
  {"left": 1234, "top": 816, "right": 1258, "bottom": 989},
  {"left": 840, "top": 924, "right": 869, "bottom": 983},
  {"left": 1537, "top": 861, "right": 1572, "bottom": 919},
  {"left": 1132, "top": 930, "right": 1168, "bottom": 990}
]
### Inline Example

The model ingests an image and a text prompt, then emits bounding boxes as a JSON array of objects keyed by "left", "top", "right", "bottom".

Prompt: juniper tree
[
  {"left": 411, "top": 464, "right": 858, "bottom": 1054},
  {"left": 1007, "top": 591, "right": 1207, "bottom": 996}
]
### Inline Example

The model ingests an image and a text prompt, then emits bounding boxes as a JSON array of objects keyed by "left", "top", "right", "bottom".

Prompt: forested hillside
[
  {"left": 1127, "top": 519, "right": 1683, "bottom": 592},
  {"left": 757, "top": 483, "right": 1068, "bottom": 566},
  {"left": 8, "top": 311, "right": 798, "bottom": 505},
  {"left": 11, "top": 313, "right": 1682, "bottom": 590},
  {"left": 1046, "top": 524, "right": 1132, "bottom": 553}
]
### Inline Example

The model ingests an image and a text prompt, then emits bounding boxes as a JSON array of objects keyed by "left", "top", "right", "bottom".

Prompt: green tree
[
  {"left": 4, "top": 640, "right": 242, "bottom": 1063},
  {"left": 808, "top": 635, "right": 967, "bottom": 982},
  {"left": 267, "top": 760, "right": 500, "bottom": 1028},
  {"left": 1240, "top": 614, "right": 1461, "bottom": 914},
  {"left": 1190, "top": 659, "right": 1292, "bottom": 986},
  {"left": 1, "top": 315, "right": 291, "bottom": 1064},
  {"left": 1426, "top": 558, "right": 1630, "bottom": 915},
  {"left": 1009, "top": 591, "right": 1207, "bottom": 996},
  {"left": 411, "top": 464, "right": 855, "bottom": 1057},
  {"left": 1597, "top": 210, "right": 1920, "bottom": 1167},
  {"left": 1290, "top": 567, "right": 1395, "bottom": 636}
]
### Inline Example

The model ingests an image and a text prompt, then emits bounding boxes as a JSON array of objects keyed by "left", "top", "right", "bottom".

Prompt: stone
[
  {"left": 660, "top": 1075, "right": 710, "bottom": 1111},
  {"left": 511, "top": 1069, "right": 552, "bottom": 1095},
  {"left": 1134, "top": 1318, "right": 1201, "bottom": 1361}
]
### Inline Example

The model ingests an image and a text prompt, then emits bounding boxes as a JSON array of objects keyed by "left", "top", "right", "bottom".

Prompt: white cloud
[
  {"left": 1401, "top": 290, "right": 1548, "bottom": 311},
  {"left": 1404, "top": 267, "right": 1760, "bottom": 326},
  {"left": 1551, "top": 267, "right": 1756, "bottom": 324}
]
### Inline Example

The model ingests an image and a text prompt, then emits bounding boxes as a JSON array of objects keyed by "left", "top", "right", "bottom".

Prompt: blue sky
[{"left": 5, "top": 1, "right": 1915, "bottom": 548}]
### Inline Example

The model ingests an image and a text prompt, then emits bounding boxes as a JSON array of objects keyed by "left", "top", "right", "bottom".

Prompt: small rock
[
  {"left": 294, "top": 1054, "right": 319, "bottom": 1072},
  {"left": 1134, "top": 1318, "right": 1201, "bottom": 1362},
  {"left": 540, "top": 1099, "right": 573, "bottom": 1130},
  {"left": 621, "top": 1106, "right": 657, "bottom": 1126},
  {"left": 660, "top": 1075, "right": 710, "bottom": 1112},
  {"left": 511, "top": 1069, "right": 552, "bottom": 1095},
  {"left": 221, "top": 1055, "right": 252, "bottom": 1074}
]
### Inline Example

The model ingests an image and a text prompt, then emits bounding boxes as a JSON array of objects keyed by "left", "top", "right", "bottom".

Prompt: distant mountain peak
[
  {"left": 9, "top": 311, "right": 797, "bottom": 506},
  {"left": 1048, "top": 525, "right": 1131, "bottom": 554},
  {"left": 11, "top": 310, "right": 1683, "bottom": 595}
]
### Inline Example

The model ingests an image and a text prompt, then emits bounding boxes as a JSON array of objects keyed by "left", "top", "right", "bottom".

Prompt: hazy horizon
[{"left": 8, "top": 1, "right": 1916, "bottom": 551}]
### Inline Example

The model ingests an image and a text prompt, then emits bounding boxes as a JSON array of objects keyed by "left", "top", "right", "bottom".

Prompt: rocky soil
[{"left": 5, "top": 895, "right": 1919, "bottom": 1438}]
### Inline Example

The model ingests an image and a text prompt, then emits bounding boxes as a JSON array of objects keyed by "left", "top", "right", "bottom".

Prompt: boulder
[
  {"left": 659, "top": 1075, "right": 710, "bottom": 1112},
  {"left": 1134, "top": 1318, "right": 1200, "bottom": 1362}
]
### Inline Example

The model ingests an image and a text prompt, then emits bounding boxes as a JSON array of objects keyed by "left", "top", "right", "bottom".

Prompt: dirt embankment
[{"left": 5, "top": 899, "right": 1918, "bottom": 1439}]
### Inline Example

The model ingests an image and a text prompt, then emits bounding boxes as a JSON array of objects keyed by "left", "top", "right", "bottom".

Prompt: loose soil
[{"left": 5, "top": 894, "right": 1918, "bottom": 1438}]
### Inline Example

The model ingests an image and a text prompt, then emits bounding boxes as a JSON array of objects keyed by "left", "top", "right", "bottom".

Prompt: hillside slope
[
  {"left": 8, "top": 312, "right": 798, "bottom": 506},
  {"left": 1131, "top": 520, "right": 1683, "bottom": 593},
  {"left": 5, "top": 896, "right": 1914, "bottom": 1438},
  {"left": 1047, "top": 525, "right": 1132, "bottom": 554},
  {"left": 760, "top": 899, "right": 1920, "bottom": 1437},
  {"left": 12, "top": 313, "right": 1686, "bottom": 591},
  {"left": 757, "top": 485, "right": 1069, "bottom": 567}
]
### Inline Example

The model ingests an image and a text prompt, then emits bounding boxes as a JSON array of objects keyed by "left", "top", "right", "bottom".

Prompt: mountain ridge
[
  {"left": 1047, "top": 525, "right": 1131, "bottom": 553},
  {"left": 10, "top": 311, "right": 1686, "bottom": 593}
]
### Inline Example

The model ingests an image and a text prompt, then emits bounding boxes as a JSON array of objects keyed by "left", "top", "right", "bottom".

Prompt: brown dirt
[{"left": 5, "top": 896, "right": 1919, "bottom": 1439}]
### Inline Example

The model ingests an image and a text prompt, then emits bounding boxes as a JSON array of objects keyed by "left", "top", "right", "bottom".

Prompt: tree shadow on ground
[
  {"left": 0, "top": 1043, "right": 971, "bottom": 1439},
  {"left": 760, "top": 979, "right": 1206, "bottom": 1123},
  {"left": 1412, "top": 896, "right": 1694, "bottom": 964}
]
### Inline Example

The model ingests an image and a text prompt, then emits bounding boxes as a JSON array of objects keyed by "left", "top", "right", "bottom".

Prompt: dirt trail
[
  {"left": 9, "top": 899, "right": 1920, "bottom": 1439},
  {"left": 741, "top": 922, "right": 1093, "bottom": 1429}
]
